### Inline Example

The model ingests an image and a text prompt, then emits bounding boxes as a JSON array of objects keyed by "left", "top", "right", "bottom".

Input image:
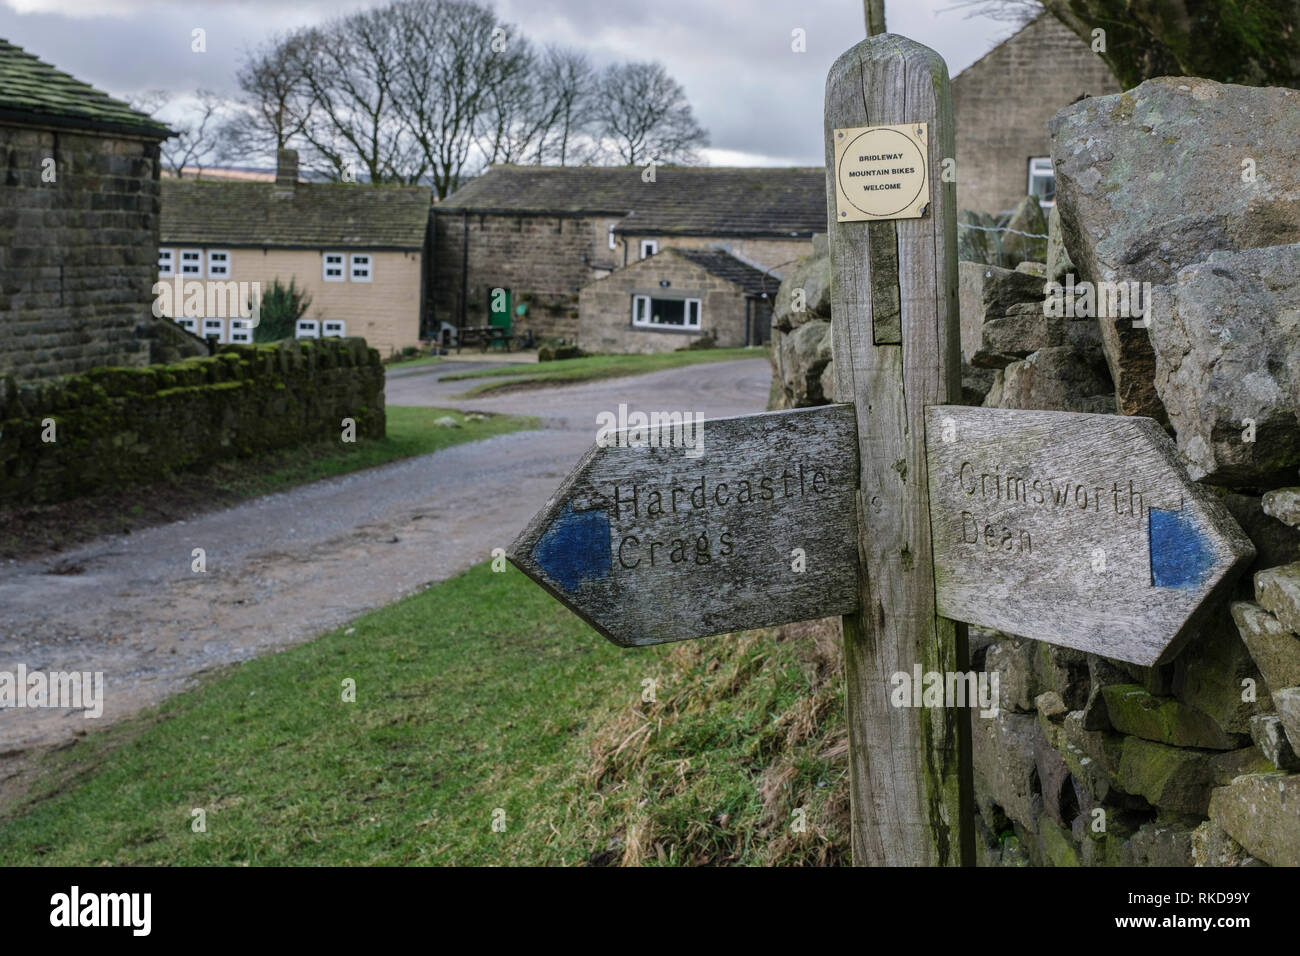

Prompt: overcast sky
[{"left": 0, "top": 0, "right": 1030, "bottom": 166}]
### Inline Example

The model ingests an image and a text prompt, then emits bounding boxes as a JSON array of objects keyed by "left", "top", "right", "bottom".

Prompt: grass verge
[
  {"left": 0, "top": 407, "right": 536, "bottom": 562},
  {"left": 0, "top": 563, "right": 847, "bottom": 866},
  {"left": 445, "top": 347, "right": 767, "bottom": 397}
]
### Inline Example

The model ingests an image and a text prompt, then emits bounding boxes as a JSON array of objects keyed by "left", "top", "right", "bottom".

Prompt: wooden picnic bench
[{"left": 455, "top": 325, "right": 516, "bottom": 353}]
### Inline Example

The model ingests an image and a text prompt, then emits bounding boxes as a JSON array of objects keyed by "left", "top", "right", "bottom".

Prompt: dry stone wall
[
  {"left": 768, "top": 75, "right": 1300, "bottom": 866},
  {"left": 0, "top": 337, "right": 385, "bottom": 504}
]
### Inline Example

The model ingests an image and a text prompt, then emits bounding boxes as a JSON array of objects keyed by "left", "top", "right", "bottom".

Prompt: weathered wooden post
[
  {"left": 824, "top": 36, "right": 971, "bottom": 866},
  {"left": 509, "top": 35, "right": 1254, "bottom": 870}
]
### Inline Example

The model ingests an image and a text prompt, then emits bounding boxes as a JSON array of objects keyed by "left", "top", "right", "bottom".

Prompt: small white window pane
[
  {"left": 349, "top": 254, "right": 372, "bottom": 282},
  {"left": 208, "top": 250, "right": 230, "bottom": 278},
  {"left": 158, "top": 249, "right": 174, "bottom": 277},
  {"left": 608, "top": 224, "right": 617, "bottom": 250},
  {"left": 1028, "top": 158, "right": 1055, "bottom": 207},
  {"left": 323, "top": 253, "right": 346, "bottom": 282},
  {"left": 202, "top": 318, "right": 225, "bottom": 343},
  {"left": 296, "top": 319, "right": 320, "bottom": 339},
  {"left": 180, "top": 249, "right": 203, "bottom": 276},
  {"left": 323, "top": 320, "right": 346, "bottom": 337}
]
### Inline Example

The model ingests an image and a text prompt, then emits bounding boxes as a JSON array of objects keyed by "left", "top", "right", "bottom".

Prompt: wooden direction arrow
[
  {"left": 508, "top": 405, "right": 860, "bottom": 647},
  {"left": 925, "top": 406, "right": 1255, "bottom": 666}
]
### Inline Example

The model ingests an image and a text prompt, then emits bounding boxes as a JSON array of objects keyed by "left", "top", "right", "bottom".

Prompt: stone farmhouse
[
  {"left": 430, "top": 165, "right": 825, "bottom": 342},
  {"left": 0, "top": 37, "right": 176, "bottom": 384},
  {"left": 953, "top": 13, "right": 1119, "bottom": 215},
  {"left": 579, "top": 247, "right": 778, "bottom": 353},
  {"left": 160, "top": 150, "right": 432, "bottom": 356}
]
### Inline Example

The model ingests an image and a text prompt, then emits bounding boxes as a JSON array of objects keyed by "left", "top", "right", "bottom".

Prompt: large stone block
[
  {"left": 1276, "top": 687, "right": 1300, "bottom": 753},
  {"left": 1190, "top": 819, "right": 1262, "bottom": 867},
  {"left": 1148, "top": 244, "right": 1300, "bottom": 484},
  {"left": 1050, "top": 78, "right": 1300, "bottom": 420},
  {"left": 1230, "top": 601, "right": 1300, "bottom": 697},
  {"left": 984, "top": 346, "right": 1114, "bottom": 414},
  {"left": 1263, "top": 488, "right": 1300, "bottom": 530},
  {"left": 972, "top": 710, "right": 1046, "bottom": 832},
  {"left": 775, "top": 320, "right": 831, "bottom": 408},
  {"left": 1102, "top": 684, "right": 1242, "bottom": 750},
  {"left": 771, "top": 252, "right": 831, "bottom": 333},
  {"left": 1208, "top": 773, "right": 1300, "bottom": 867},
  {"left": 1115, "top": 738, "right": 1270, "bottom": 815},
  {"left": 1172, "top": 610, "right": 1270, "bottom": 735},
  {"left": 1249, "top": 713, "right": 1300, "bottom": 771},
  {"left": 1000, "top": 195, "right": 1048, "bottom": 266},
  {"left": 1256, "top": 562, "right": 1300, "bottom": 636}
]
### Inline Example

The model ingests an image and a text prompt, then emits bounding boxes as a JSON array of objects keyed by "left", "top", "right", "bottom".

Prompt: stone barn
[
  {"left": 0, "top": 37, "right": 173, "bottom": 383},
  {"left": 952, "top": 13, "right": 1120, "bottom": 215},
  {"left": 578, "top": 247, "right": 776, "bottom": 354},
  {"left": 431, "top": 165, "right": 824, "bottom": 342}
]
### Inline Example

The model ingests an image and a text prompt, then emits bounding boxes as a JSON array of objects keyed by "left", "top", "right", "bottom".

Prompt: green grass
[
  {"left": 202, "top": 406, "right": 536, "bottom": 498},
  {"left": 0, "top": 564, "right": 848, "bottom": 866},
  {"left": 444, "top": 347, "right": 767, "bottom": 397}
]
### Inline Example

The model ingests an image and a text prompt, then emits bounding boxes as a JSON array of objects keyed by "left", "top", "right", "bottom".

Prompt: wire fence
[{"left": 957, "top": 222, "right": 1049, "bottom": 240}]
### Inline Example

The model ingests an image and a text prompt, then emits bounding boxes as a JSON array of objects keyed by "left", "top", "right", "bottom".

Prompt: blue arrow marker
[
  {"left": 531, "top": 503, "right": 611, "bottom": 593},
  {"left": 1149, "top": 504, "right": 1214, "bottom": 590}
]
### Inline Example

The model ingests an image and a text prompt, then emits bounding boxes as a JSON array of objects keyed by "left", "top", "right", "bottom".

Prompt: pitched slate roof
[
  {"left": 672, "top": 248, "right": 777, "bottom": 296},
  {"left": 437, "top": 165, "right": 827, "bottom": 238},
  {"left": 161, "top": 179, "right": 433, "bottom": 250},
  {"left": 0, "top": 37, "right": 171, "bottom": 138}
]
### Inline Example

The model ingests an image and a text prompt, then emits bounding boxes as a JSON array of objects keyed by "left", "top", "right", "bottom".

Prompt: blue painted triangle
[
  {"left": 531, "top": 503, "right": 611, "bottom": 593},
  {"left": 1149, "top": 503, "right": 1214, "bottom": 590}
]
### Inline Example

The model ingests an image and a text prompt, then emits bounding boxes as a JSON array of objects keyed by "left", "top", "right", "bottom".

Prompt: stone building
[
  {"left": 431, "top": 165, "right": 824, "bottom": 342},
  {"left": 578, "top": 247, "right": 776, "bottom": 354},
  {"left": 159, "top": 151, "right": 432, "bottom": 357},
  {"left": 952, "top": 14, "right": 1120, "bottom": 215},
  {"left": 0, "top": 37, "right": 173, "bottom": 383}
]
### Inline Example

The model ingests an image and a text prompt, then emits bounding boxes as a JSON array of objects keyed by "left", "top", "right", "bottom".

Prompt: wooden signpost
[
  {"left": 509, "top": 405, "right": 861, "bottom": 646},
  {"left": 925, "top": 406, "right": 1254, "bottom": 667},
  {"left": 508, "top": 34, "right": 1254, "bottom": 866}
]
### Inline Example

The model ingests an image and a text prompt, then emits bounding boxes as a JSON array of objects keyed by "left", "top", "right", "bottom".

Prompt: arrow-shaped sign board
[
  {"left": 925, "top": 406, "right": 1255, "bottom": 666},
  {"left": 508, "top": 405, "right": 861, "bottom": 647}
]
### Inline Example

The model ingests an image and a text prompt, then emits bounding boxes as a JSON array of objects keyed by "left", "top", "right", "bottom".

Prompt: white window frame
[
  {"left": 179, "top": 249, "right": 203, "bottom": 277},
  {"left": 1028, "top": 157, "right": 1055, "bottom": 208},
  {"left": 632, "top": 295, "right": 701, "bottom": 330},
  {"left": 296, "top": 319, "right": 321, "bottom": 339},
  {"left": 349, "top": 253, "right": 372, "bottom": 282},
  {"left": 207, "top": 249, "right": 231, "bottom": 278},
  {"left": 174, "top": 315, "right": 196, "bottom": 333},
  {"left": 201, "top": 317, "right": 225, "bottom": 343},
  {"left": 608, "top": 223, "right": 617, "bottom": 251},
  {"left": 639, "top": 239, "right": 658, "bottom": 260},
  {"left": 323, "top": 252, "right": 346, "bottom": 282},
  {"left": 228, "top": 319, "right": 254, "bottom": 344},
  {"left": 322, "top": 319, "right": 347, "bottom": 337},
  {"left": 158, "top": 248, "right": 175, "bottom": 278}
]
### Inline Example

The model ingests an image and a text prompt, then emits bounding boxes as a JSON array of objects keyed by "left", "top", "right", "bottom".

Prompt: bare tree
[
  {"left": 938, "top": 0, "right": 1042, "bottom": 24},
  {"left": 535, "top": 46, "right": 597, "bottom": 165},
  {"left": 476, "top": 38, "right": 555, "bottom": 165},
  {"left": 290, "top": 10, "right": 424, "bottom": 184},
  {"left": 390, "top": 0, "right": 506, "bottom": 197},
  {"left": 593, "top": 61, "right": 709, "bottom": 166},
  {"left": 222, "top": 31, "right": 315, "bottom": 165},
  {"left": 131, "top": 89, "right": 230, "bottom": 178}
]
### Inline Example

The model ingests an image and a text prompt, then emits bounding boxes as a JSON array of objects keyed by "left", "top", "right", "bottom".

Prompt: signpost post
[{"left": 508, "top": 33, "right": 1254, "bottom": 867}]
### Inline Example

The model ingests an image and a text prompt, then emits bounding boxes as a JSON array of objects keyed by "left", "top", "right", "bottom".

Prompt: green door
[{"left": 489, "top": 287, "right": 512, "bottom": 331}]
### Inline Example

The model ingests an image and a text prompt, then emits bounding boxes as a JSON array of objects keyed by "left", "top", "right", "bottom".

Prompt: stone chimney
[{"left": 275, "top": 148, "right": 299, "bottom": 187}]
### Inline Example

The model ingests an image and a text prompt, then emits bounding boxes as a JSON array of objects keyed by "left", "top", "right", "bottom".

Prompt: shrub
[{"left": 253, "top": 278, "right": 313, "bottom": 343}]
